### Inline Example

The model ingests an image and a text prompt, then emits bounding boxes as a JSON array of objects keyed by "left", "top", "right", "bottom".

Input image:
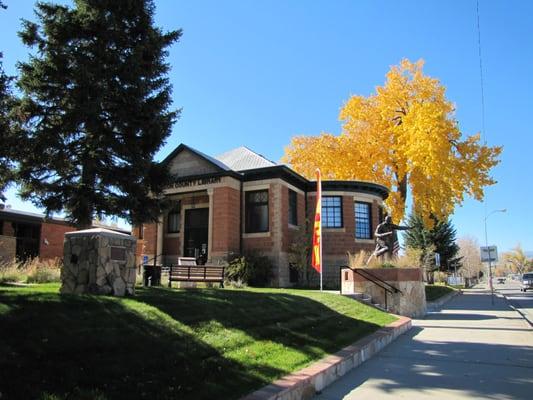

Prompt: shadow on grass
[
  {"left": 134, "top": 287, "right": 387, "bottom": 357},
  {"left": 0, "top": 289, "right": 281, "bottom": 400},
  {"left": 0, "top": 286, "right": 386, "bottom": 400}
]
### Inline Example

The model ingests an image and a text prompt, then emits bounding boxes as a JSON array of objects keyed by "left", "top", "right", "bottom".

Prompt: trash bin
[{"left": 143, "top": 265, "right": 162, "bottom": 286}]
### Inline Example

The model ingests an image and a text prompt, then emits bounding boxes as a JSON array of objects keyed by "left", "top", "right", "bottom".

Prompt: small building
[
  {"left": 0, "top": 207, "right": 129, "bottom": 261},
  {"left": 135, "top": 144, "right": 389, "bottom": 288}
]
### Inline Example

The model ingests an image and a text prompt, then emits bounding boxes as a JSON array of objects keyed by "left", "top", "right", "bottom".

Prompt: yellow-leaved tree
[{"left": 284, "top": 59, "right": 501, "bottom": 223}]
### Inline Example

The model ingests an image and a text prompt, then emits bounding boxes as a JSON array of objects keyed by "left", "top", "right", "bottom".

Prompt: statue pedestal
[{"left": 342, "top": 267, "right": 426, "bottom": 318}]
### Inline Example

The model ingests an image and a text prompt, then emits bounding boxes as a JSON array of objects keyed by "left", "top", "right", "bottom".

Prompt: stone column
[
  {"left": 207, "top": 188, "right": 214, "bottom": 262},
  {"left": 156, "top": 216, "right": 163, "bottom": 264},
  {"left": 271, "top": 183, "right": 285, "bottom": 286}
]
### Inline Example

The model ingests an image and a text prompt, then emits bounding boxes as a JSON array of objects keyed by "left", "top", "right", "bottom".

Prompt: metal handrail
[
  {"left": 340, "top": 266, "right": 402, "bottom": 311},
  {"left": 340, "top": 266, "right": 396, "bottom": 296},
  {"left": 352, "top": 268, "right": 402, "bottom": 294}
]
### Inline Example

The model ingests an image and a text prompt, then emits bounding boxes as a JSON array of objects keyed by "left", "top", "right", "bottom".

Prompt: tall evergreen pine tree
[
  {"left": 403, "top": 213, "right": 461, "bottom": 274},
  {"left": 0, "top": 1, "right": 15, "bottom": 202},
  {"left": 15, "top": 0, "right": 181, "bottom": 227}
]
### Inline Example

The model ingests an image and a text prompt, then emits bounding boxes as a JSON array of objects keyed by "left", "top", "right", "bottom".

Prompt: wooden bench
[{"left": 168, "top": 257, "right": 225, "bottom": 288}]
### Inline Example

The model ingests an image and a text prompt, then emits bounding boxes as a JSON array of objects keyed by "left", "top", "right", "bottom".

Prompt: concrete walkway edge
[
  {"left": 426, "top": 289, "right": 461, "bottom": 312},
  {"left": 241, "top": 316, "right": 412, "bottom": 400},
  {"left": 500, "top": 292, "right": 533, "bottom": 327}
]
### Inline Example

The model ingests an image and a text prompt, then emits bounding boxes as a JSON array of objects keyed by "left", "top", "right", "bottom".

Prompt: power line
[
  {"left": 477, "top": 1, "right": 489, "bottom": 237},
  {"left": 476, "top": 0, "right": 486, "bottom": 144}
]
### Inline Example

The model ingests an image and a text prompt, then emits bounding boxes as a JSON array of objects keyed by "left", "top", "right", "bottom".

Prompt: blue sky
[{"left": 1, "top": 1, "right": 531, "bottom": 252}]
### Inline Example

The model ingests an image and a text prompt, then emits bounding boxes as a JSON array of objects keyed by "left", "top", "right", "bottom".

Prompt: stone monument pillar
[{"left": 61, "top": 228, "right": 137, "bottom": 296}]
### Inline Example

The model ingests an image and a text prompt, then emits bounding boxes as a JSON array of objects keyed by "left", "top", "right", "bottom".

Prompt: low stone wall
[
  {"left": 0, "top": 234, "right": 16, "bottom": 264},
  {"left": 426, "top": 289, "right": 460, "bottom": 312},
  {"left": 342, "top": 268, "right": 426, "bottom": 318},
  {"left": 61, "top": 228, "right": 137, "bottom": 296},
  {"left": 242, "top": 316, "right": 412, "bottom": 400}
]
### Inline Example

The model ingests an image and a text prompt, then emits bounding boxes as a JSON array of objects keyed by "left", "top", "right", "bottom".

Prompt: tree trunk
[
  {"left": 76, "top": 151, "right": 96, "bottom": 230},
  {"left": 393, "top": 168, "right": 409, "bottom": 220},
  {"left": 398, "top": 175, "right": 408, "bottom": 207}
]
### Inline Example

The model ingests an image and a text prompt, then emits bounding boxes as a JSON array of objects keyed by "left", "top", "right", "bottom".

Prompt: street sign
[
  {"left": 435, "top": 253, "right": 441, "bottom": 267},
  {"left": 480, "top": 246, "right": 498, "bottom": 263}
]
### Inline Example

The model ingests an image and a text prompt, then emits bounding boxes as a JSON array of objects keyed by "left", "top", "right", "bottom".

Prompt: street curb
[
  {"left": 426, "top": 289, "right": 461, "bottom": 313},
  {"left": 241, "top": 316, "right": 412, "bottom": 400},
  {"left": 500, "top": 293, "right": 533, "bottom": 328}
]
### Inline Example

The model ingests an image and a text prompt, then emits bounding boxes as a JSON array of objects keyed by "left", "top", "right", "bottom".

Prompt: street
[
  {"left": 494, "top": 279, "right": 533, "bottom": 326},
  {"left": 315, "top": 289, "right": 533, "bottom": 399}
]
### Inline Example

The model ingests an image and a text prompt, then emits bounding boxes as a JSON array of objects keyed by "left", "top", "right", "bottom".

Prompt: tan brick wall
[
  {"left": 241, "top": 184, "right": 283, "bottom": 283},
  {"left": 182, "top": 195, "right": 209, "bottom": 206},
  {"left": 131, "top": 225, "right": 146, "bottom": 265},
  {"left": 144, "top": 223, "right": 158, "bottom": 255},
  {"left": 163, "top": 237, "right": 180, "bottom": 255},
  {"left": 277, "top": 187, "right": 307, "bottom": 286},
  {"left": 39, "top": 222, "right": 76, "bottom": 260},
  {"left": 2, "top": 221, "right": 15, "bottom": 236},
  {"left": 212, "top": 186, "right": 240, "bottom": 258},
  {"left": 281, "top": 187, "right": 307, "bottom": 252},
  {"left": 242, "top": 184, "right": 274, "bottom": 253},
  {"left": 0, "top": 234, "right": 16, "bottom": 263},
  {"left": 150, "top": 177, "right": 385, "bottom": 288},
  {"left": 304, "top": 193, "right": 381, "bottom": 288},
  {"left": 306, "top": 194, "right": 378, "bottom": 257},
  {"left": 280, "top": 187, "right": 289, "bottom": 252},
  {"left": 372, "top": 199, "right": 381, "bottom": 229}
]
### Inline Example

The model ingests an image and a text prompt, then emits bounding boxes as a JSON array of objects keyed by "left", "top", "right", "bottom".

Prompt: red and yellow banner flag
[{"left": 311, "top": 169, "right": 322, "bottom": 273}]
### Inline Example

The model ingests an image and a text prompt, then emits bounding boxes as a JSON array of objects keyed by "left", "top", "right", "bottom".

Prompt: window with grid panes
[
  {"left": 322, "top": 196, "right": 343, "bottom": 228},
  {"left": 288, "top": 189, "right": 298, "bottom": 225},
  {"left": 245, "top": 190, "right": 269, "bottom": 233},
  {"left": 355, "top": 202, "right": 372, "bottom": 239}
]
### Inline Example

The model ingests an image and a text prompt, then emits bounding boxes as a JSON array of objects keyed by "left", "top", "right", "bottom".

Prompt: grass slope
[
  {"left": 425, "top": 284, "right": 456, "bottom": 302},
  {"left": 0, "top": 284, "right": 395, "bottom": 400}
]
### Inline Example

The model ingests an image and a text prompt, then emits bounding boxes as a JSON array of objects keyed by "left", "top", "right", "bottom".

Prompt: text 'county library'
[{"left": 134, "top": 144, "right": 389, "bottom": 288}]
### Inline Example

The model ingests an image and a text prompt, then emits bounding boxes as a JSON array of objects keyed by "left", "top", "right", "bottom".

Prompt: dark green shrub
[
  {"left": 225, "top": 253, "right": 273, "bottom": 287},
  {"left": 225, "top": 256, "right": 250, "bottom": 284}
]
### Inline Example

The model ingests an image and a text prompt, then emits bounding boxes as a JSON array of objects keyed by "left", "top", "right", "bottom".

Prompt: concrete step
[
  {"left": 343, "top": 293, "right": 372, "bottom": 302},
  {"left": 343, "top": 293, "right": 389, "bottom": 312}
]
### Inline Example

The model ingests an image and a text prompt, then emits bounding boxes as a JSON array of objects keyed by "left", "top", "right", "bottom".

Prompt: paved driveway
[{"left": 315, "top": 290, "right": 533, "bottom": 399}]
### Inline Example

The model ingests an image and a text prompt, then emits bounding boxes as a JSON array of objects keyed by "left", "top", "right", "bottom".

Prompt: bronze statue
[{"left": 367, "top": 215, "right": 411, "bottom": 264}]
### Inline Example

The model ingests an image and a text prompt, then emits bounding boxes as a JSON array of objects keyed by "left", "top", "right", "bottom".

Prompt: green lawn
[
  {"left": 425, "top": 284, "right": 456, "bottom": 302},
  {"left": 0, "top": 283, "right": 395, "bottom": 400}
]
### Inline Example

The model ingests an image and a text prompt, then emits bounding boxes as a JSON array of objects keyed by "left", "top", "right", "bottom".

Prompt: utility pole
[{"left": 484, "top": 209, "right": 506, "bottom": 306}]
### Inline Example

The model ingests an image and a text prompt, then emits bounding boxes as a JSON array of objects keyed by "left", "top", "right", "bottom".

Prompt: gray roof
[
  {"left": 181, "top": 144, "right": 233, "bottom": 171},
  {"left": 215, "top": 146, "right": 277, "bottom": 171}
]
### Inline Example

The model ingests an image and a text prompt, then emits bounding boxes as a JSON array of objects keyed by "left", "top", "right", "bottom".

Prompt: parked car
[
  {"left": 521, "top": 273, "right": 533, "bottom": 292},
  {"left": 496, "top": 277, "right": 506, "bottom": 284}
]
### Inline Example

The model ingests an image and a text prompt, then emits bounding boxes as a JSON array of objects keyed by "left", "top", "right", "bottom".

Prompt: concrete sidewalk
[{"left": 315, "top": 289, "right": 533, "bottom": 399}]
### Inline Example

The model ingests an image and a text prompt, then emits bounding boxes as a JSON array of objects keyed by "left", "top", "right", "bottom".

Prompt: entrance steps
[{"left": 342, "top": 292, "right": 387, "bottom": 311}]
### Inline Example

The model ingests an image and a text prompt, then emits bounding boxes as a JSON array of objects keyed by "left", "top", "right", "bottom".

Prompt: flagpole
[
  {"left": 311, "top": 169, "right": 323, "bottom": 292},
  {"left": 317, "top": 169, "right": 323, "bottom": 292},
  {"left": 319, "top": 234, "right": 323, "bottom": 291}
]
